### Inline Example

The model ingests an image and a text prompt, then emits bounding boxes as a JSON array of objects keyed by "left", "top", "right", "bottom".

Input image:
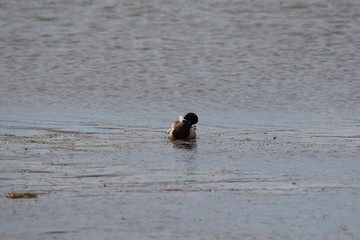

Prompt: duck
[{"left": 167, "top": 113, "right": 198, "bottom": 140}]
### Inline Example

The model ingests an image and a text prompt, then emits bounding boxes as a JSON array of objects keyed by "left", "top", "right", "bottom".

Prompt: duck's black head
[{"left": 184, "top": 112, "right": 198, "bottom": 125}]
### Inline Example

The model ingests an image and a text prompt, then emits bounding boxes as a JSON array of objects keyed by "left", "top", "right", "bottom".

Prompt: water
[{"left": 1, "top": 0, "right": 360, "bottom": 239}]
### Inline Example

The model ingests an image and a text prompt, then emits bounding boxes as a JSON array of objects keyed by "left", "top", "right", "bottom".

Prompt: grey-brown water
[{"left": 1, "top": 0, "right": 360, "bottom": 239}]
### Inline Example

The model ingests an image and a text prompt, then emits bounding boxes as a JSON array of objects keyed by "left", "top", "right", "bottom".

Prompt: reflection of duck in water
[{"left": 167, "top": 113, "right": 198, "bottom": 140}]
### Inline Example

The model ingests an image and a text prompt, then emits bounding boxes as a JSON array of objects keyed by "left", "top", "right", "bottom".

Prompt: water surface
[{"left": 1, "top": 0, "right": 359, "bottom": 239}]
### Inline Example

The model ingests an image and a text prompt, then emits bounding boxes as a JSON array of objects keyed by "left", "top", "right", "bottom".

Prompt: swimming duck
[{"left": 167, "top": 113, "right": 198, "bottom": 140}]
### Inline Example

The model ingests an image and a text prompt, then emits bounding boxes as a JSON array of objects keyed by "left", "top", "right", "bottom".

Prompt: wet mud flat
[{"left": 0, "top": 119, "right": 359, "bottom": 240}]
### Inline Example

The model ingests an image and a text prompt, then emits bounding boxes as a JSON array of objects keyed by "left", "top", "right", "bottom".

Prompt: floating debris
[{"left": 6, "top": 192, "right": 38, "bottom": 199}]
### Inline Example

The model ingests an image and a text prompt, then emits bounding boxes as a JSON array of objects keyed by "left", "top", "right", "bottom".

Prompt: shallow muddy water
[{"left": 1, "top": 0, "right": 360, "bottom": 239}]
